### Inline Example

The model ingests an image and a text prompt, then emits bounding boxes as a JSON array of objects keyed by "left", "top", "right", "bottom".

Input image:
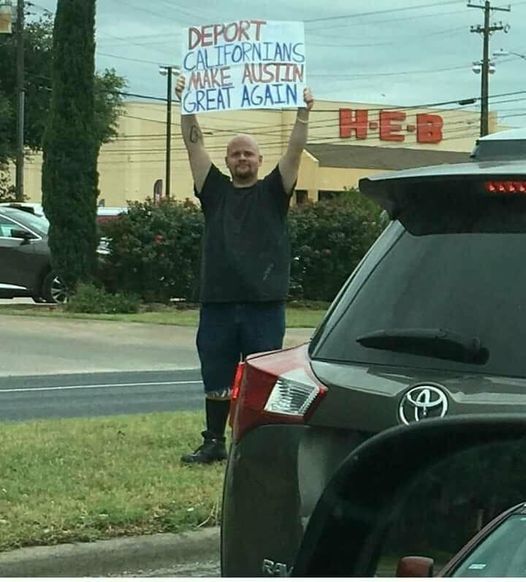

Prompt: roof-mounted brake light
[{"left": 486, "top": 180, "right": 526, "bottom": 194}]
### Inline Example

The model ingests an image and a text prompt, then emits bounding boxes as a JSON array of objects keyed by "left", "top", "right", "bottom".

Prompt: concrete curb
[{"left": 0, "top": 527, "right": 219, "bottom": 577}]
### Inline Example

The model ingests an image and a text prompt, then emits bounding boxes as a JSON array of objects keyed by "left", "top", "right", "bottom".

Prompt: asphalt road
[
  {"left": 0, "top": 311, "right": 312, "bottom": 423},
  {"left": 119, "top": 559, "right": 220, "bottom": 578},
  {"left": 0, "top": 369, "right": 203, "bottom": 421}
]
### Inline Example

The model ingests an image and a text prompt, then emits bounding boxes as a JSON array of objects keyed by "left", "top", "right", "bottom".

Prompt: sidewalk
[{"left": 0, "top": 528, "right": 220, "bottom": 577}]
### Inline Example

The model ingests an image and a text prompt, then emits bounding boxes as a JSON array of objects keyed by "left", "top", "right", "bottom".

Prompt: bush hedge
[
  {"left": 99, "top": 198, "right": 203, "bottom": 302},
  {"left": 288, "top": 190, "right": 383, "bottom": 301},
  {"left": 99, "top": 190, "right": 384, "bottom": 303},
  {"left": 65, "top": 283, "right": 141, "bottom": 314}
]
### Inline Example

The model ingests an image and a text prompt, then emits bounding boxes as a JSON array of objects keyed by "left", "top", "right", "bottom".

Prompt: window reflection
[{"left": 376, "top": 441, "right": 526, "bottom": 576}]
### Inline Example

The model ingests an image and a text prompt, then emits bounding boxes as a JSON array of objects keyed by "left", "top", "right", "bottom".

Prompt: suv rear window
[{"left": 311, "top": 192, "right": 526, "bottom": 378}]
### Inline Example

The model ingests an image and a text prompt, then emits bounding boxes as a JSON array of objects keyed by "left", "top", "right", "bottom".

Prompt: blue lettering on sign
[
  {"left": 292, "top": 43, "right": 305, "bottom": 63},
  {"left": 183, "top": 51, "right": 196, "bottom": 71},
  {"left": 185, "top": 41, "right": 306, "bottom": 71},
  {"left": 274, "top": 43, "right": 291, "bottom": 61},
  {"left": 249, "top": 42, "right": 261, "bottom": 61},
  {"left": 231, "top": 45, "right": 243, "bottom": 63},
  {"left": 195, "top": 49, "right": 208, "bottom": 70},
  {"left": 240, "top": 83, "right": 298, "bottom": 108},
  {"left": 183, "top": 87, "right": 232, "bottom": 113}
]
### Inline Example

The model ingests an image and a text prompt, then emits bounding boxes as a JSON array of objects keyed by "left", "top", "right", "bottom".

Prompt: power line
[
  {"left": 98, "top": 29, "right": 172, "bottom": 57},
  {"left": 311, "top": 62, "right": 472, "bottom": 79},
  {"left": 106, "top": 0, "right": 172, "bottom": 22},
  {"left": 306, "top": 4, "right": 470, "bottom": 32},
  {"left": 304, "top": 0, "right": 465, "bottom": 23},
  {"left": 106, "top": 111, "right": 486, "bottom": 154},
  {"left": 96, "top": 51, "right": 163, "bottom": 66},
  {"left": 308, "top": 25, "right": 468, "bottom": 48},
  {"left": 22, "top": 66, "right": 526, "bottom": 118}
]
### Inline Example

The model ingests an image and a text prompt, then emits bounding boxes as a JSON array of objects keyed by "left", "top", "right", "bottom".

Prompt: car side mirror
[
  {"left": 11, "top": 229, "right": 36, "bottom": 243},
  {"left": 396, "top": 556, "right": 434, "bottom": 577}
]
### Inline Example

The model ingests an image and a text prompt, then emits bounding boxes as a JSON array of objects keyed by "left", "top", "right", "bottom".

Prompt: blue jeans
[{"left": 196, "top": 302, "right": 286, "bottom": 399}]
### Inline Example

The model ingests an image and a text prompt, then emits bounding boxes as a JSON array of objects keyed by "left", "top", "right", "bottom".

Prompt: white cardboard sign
[{"left": 180, "top": 20, "right": 306, "bottom": 114}]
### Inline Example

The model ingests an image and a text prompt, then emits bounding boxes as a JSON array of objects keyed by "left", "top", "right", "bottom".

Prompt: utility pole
[
  {"left": 165, "top": 67, "right": 172, "bottom": 200},
  {"left": 159, "top": 65, "right": 179, "bottom": 200},
  {"left": 468, "top": 1, "right": 510, "bottom": 137},
  {"left": 15, "top": 0, "right": 24, "bottom": 200}
]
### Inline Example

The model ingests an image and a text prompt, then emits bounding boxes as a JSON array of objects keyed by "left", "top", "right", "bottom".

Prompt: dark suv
[
  {"left": 221, "top": 128, "right": 526, "bottom": 576},
  {"left": 0, "top": 205, "right": 66, "bottom": 303}
]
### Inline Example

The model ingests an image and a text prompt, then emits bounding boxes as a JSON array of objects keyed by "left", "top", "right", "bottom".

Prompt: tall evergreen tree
[{"left": 41, "top": 0, "right": 98, "bottom": 290}]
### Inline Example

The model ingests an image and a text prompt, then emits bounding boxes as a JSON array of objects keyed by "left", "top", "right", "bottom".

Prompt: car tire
[{"left": 41, "top": 271, "right": 68, "bottom": 304}]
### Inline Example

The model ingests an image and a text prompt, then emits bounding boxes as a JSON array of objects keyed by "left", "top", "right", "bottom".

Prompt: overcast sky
[{"left": 29, "top": 0, "right": 526, "bottom": 128}]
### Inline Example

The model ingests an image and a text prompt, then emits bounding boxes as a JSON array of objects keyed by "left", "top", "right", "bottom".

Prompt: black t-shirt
[{"left": 196, "top": 164, "right": 292, "bottom": 303}]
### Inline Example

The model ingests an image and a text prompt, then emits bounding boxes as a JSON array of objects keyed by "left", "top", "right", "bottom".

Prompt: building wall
[
  {"left": 20, "top": 99, "right": 499, "bottom": 206},
  {"left": 316, "top": 166, "right": 388, "bottom": 193}
]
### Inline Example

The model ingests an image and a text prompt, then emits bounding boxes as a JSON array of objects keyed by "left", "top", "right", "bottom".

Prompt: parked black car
[
  {"left": 0, "top": 205, "right": 66, "bottom": 303},
  {"left": 221, "top": 128, "right": 526, "bottom": 576}
]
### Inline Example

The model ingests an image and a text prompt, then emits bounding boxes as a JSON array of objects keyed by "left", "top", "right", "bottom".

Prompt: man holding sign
[{"left": 176, "top": 72, "right": 314, "bottom": 464}]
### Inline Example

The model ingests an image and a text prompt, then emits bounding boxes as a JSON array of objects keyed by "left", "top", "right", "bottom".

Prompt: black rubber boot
[{"left": 180, "top": 430, "right": 227, "bottom": 464}]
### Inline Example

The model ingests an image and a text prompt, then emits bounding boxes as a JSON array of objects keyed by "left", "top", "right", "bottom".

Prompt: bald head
[
  {"left": 226, "top": 134, "right": 261, "bottom": 156},
  {"left": 225, "top": 133, "right": 263, "bottom": 187}
]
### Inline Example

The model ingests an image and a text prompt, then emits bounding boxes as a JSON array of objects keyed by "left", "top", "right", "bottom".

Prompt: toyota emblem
[{"left": 399, "top": 384, "right": 449, "bottom": 425}]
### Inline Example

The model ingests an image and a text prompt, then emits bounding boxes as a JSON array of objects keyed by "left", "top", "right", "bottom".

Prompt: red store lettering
[{"left": 339, "top": 108, "right": 443, "bottom": 144}]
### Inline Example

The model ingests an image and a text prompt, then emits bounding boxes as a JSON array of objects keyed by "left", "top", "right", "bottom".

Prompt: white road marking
[{"left": 0, "top": 380, "right": 203, "bottom": 394}]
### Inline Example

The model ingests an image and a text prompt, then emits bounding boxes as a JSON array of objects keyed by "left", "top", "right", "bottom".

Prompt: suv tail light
[
  {"left": 264, "top": 368, "right": 324, "bottom": 416},
  {"left": 229, "top": 349, "right": 327, "bottom": 442}
]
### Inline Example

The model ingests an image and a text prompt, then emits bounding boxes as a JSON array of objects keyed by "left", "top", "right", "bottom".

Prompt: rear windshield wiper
[{"left": 356, "top": 328, "right": 488, "bottom": 364}]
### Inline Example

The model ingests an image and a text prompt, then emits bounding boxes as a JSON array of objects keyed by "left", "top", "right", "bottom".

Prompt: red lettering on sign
[
  {"left": 379, "top": 111, "right": 406, "bottom": 142},
  {"left": 188, "top": 19, "right": 267, "bottom": 49},
  {"left": 417, "top": 113, "right": 443, "bottom": 144},
  {"left": 189, "top": 67, "right": 231, "bottom": 89},
  {"left": 339, "top": 109, "right": 368, "bottom": 139},
  {"left": 338, "top": 108, "right": 444, "bottom": 143},
  {"left": 188, "top": 27, "right": 202, "bottom": 50}
]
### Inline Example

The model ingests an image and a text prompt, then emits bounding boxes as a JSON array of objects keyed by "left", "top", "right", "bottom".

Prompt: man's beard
[{"left": 233, "top": 165, "right": 256, "bottom": 180}]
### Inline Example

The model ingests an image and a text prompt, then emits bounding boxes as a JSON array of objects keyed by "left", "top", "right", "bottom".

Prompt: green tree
[
  {"left": 0, "top": 92, "right": 15, "bottom": 202},
  {"left": 0, "top": 163, "right": 15, "bottom": 202},
  {"left": 0, "top": 9, "right": 126, "bottom": 165},
  {"left": 41, "top": 0, "right": 98, "bottom": 290}
]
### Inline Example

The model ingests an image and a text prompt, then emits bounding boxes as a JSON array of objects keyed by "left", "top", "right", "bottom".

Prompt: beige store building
[{"left": 21, "top": 99, "right": 499, "bottom": 207}]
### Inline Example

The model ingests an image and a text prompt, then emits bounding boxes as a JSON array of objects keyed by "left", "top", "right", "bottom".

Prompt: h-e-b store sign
[{"left": 339, "top": 109, "right": 443, "bottom": 144}]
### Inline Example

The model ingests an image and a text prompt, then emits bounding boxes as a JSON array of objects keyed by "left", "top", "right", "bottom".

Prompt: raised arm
[
  {"left": 175, "top": 75, "right": 212, "bottom": 193},
  {"left": 278, "top": 87, "right": 314, "bottom": 196}
]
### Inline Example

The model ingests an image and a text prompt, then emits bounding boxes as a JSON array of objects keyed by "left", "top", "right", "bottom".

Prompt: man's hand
[
  {"left": 303, "top": 87, "right": 314, "bottom": 112},
  {"left": 175, "top": 74, "right": 186, "bottom": 101}
]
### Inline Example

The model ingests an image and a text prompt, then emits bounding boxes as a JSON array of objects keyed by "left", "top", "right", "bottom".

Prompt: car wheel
[{"left": 41, "top": 272, "right": 68, "bottom": 304}]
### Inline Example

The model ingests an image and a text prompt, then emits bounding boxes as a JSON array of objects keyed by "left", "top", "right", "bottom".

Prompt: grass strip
[
  {"left": 0, "top": 305, "right": 327, "bottom": 328},
  {"left": 0, "top": 411, "right": 224, "bottom": 552}
]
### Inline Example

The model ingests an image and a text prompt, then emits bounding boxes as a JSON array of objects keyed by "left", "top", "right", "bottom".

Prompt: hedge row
[{"left": 99, "top": 191, "right": 384, "bottom": 303}]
